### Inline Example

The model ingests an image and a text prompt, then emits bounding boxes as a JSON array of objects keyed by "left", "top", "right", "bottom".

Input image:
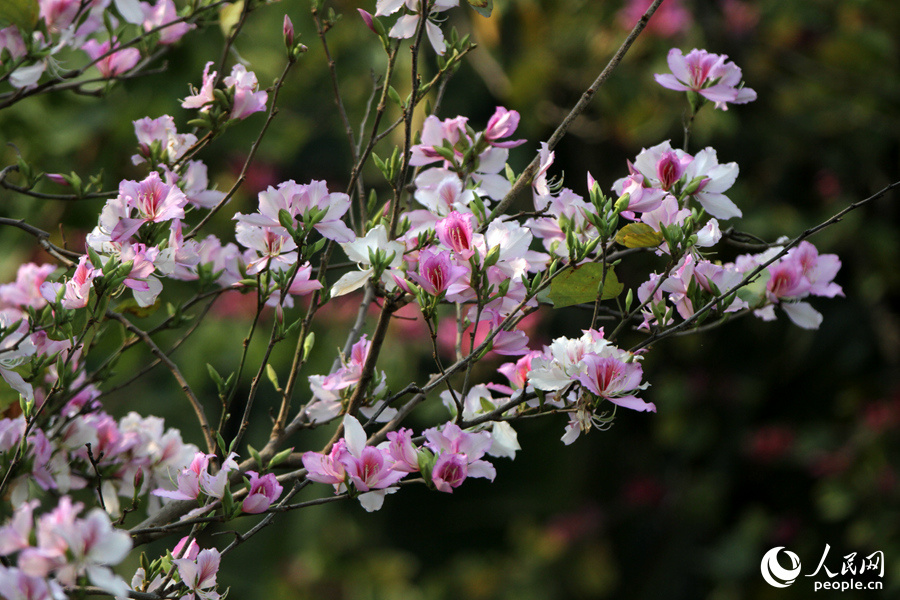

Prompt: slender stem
[{"left": 106, "top": 311, "right": 216, "bottom": 454}]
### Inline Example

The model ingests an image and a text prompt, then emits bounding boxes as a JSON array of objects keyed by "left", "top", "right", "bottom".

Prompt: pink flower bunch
[
  {"left": 410, "top": 106, "right": 526, "bottom": 204},
  {"left": 306, "top": 335, "right": 393, "bottom": 424},
  {"left": 753, "top": 241, "right": 843, "bottom": 329},
  {"left": 0, "top": 497, "right": 132, "bottom": 596},
  {"left": 0, "top": 401, "right": 197, "bottom": 516},
  {"left": 423, "top": 422, "right": 496, "bottom": 493},
  {"left": 638, "top": 253, "right": 745, "bottom": 328},
  {"left": 153, "top": 452, "right": 239, "bottom": 502},
  {"left": 615, "top": 140, "right": 741, "bottom": 221},
  {"left": 131, "top": 115, "right": 198, "bottom": 165},
  {"left": 526, "top": 329, "right": 653, "bottom": 442},
  {"left": 183, "top": 62, "right": 268, "bottom": 121},
  {"left": 302, "top": 415, "right": 406, "bottom": 511},
  {"left": 303, "top": 415, "right": 500, "bottom": 506},
  {"left": 655, "top": 48, "right": 757, "bottom": 110}
]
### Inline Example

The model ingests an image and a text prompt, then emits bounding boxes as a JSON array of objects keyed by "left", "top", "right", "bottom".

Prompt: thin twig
[{"left": 106, "top": 311, "right": 216, "bottom": 454}]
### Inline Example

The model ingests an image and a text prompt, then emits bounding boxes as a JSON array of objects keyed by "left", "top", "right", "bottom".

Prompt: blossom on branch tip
[
  {"left": 39, "top": 255, "right": 98, "bottom": 310},
  {"left": 142, "top": 0, "right": 195, "bottom": 45},
  {"left": 81, "top": 39, "right": 141, "bottom": 79},
  {"left": 484, "top": 107, "right": 526, "bottom": 148},
  {"left": 654, "top": 48, "right": 757, "bottom": 110},
  {"left": 242, "top": 471, "right": 283, "bottom": 514}
]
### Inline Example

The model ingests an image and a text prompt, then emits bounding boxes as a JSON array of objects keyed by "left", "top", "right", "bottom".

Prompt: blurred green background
[{"left": 1, "top": 0, "right": 898, "bottom": 598}]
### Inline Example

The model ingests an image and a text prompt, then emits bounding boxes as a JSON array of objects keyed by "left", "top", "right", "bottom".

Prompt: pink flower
[
  {"left": 436, "top": 211, "right": 476, "bottom": 258},
  {"left": 785, "top": 241, "right": 843, "bottom": 298},
  {"left": 40, "top": 0, "right": 80, "bottom": 32},
  {"left": 242, "top": 471, "right": 283, "bottom": 514},
  {"left": 654, "top": 48, "right": 757, "bottom": 110},
  {"left": 283, "top": 15, "right": 295, "bottom": 47},
  {"left": 1, "top": 263, "right": 57, "bottom": 310},
  {"left": 81, "top": 38, "right": 141, "bottom": 78},
  {"left": 142, "top": 0, "right": 195, "bottom": 45},
  {"left": 235, "top": 179, "right": 354, "bottom": 243},
  {"left": 302, "top": 439, "right": 348, "bottom": 486},
  {"left": 386, "top": 428, "right": 419, "bottom": 473},
  {"left": 408, "top": 248, "right": 469, "bottom": 296},
  {"left": 497, "top": 351, "right": 541, "bottom": 391},
  {"left": 174, "top": 547, "right": 221, "bottom": 600},
  {"left": 616, "top": 173, "right": 666, "bottom": 214},
  {"left": 618, "top": 0, "right": 692, "bottom": 38},
  {"left": 153, "top": 452, "right": 209, "bottom": 501},
  {"left": 410, "top": 115, "right": 469, "bottom": 166},
  {"left": 225, "top": 64, "right": 268, "bottom": 120},
  {"left": 656, "top": 150, "right": 692, "bottom": 191},
  {"left": 182, "top": 61, "right": 217, "bottom": 110},
  {"left": 40, "top": 255, "right": 98, "bottom": 310},
  {"left": 131, "top": 115, "right": 198, "bottom": 165},
  {"left": 111, "top": 171, "right": 188, "bottom": 242},
  {"left": 483, "top": 107, "right": 526, "bottom": 148},
  {"left": 0, "top": 565, "right": 64, "bottom": 600},
  {"left": 234, "top": 223, "right": 298, "bottom": 275},
  {"left": 0, "top": 26, "right": 26, "bottom": 64},
  {"left": 577, "top": 353, "right": 656, "bottom": 412},
  {"left": 766, "top": 260, "right": 811, "bottom": 301},
  {"left": 423, "top": 422, "right": 496, "bottom": 486},
  {"left": 431, "top": 453, "right": 468, "bottom": 493}
]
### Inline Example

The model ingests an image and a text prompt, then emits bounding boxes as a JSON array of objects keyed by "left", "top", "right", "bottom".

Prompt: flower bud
[{"left": 283, "top": 15, "right": 294, "bottom": 49}]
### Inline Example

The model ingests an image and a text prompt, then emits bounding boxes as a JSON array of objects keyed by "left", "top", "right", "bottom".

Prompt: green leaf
[
  {"left": 116, "top": 297, "right": 161, "bottom": 318},
  {"left": 219, "top": 0, "right": 244, "bottom": 37},
  {"left": 547, "top": 263, "right": 623, "bottom": 308},
  {"left": 614, "top": 223, "right": 665, "bottom": 248},
  {"left": 0, "top": 0, "right": 39, "bottom": 33},
  {"left": 467, "top": 0, "right": 493, "bottom": 18}
]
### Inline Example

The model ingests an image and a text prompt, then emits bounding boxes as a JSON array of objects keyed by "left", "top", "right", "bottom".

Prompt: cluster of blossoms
[
  {"left": 130, "top": 536, "right": 223, "bottom": 600},
  {"left": 0, "top": 0, "right": 193, "bottom": 90},
  {"left": 33, "top": 56, "right": 277, "bottom": 311},
  {"left": 152, "top": 451, "right": 284, "bottom": 515},
  {"left": 302, "top": 414, "right": 499, "bottom": 511},
  {"left": 182, "top": 61, "right": 269, "bottom": 122},
  {"left": 0, "top": 0, "right": 850, "bottom": 591},
  {"left": 1, "top": 262, "right": 198, "bottom": 515},
  {"left": 0, "top": 497, "right": 132, "bottom": 596}
]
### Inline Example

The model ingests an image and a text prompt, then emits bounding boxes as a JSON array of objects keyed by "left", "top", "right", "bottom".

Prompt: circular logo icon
[{"left": 761, "top": 546, "right": 802, "bottom": 588}]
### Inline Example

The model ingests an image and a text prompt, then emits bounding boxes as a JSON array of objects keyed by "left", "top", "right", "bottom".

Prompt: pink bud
[
  {"left": 283, "top": 15, "right": 294, "bottom": 48},
  {"left": 45, "top": 173, "right": 69, "bottom": 186},
  {"left": 358, "top": 9, "right": 377, "bottom": 34}
]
